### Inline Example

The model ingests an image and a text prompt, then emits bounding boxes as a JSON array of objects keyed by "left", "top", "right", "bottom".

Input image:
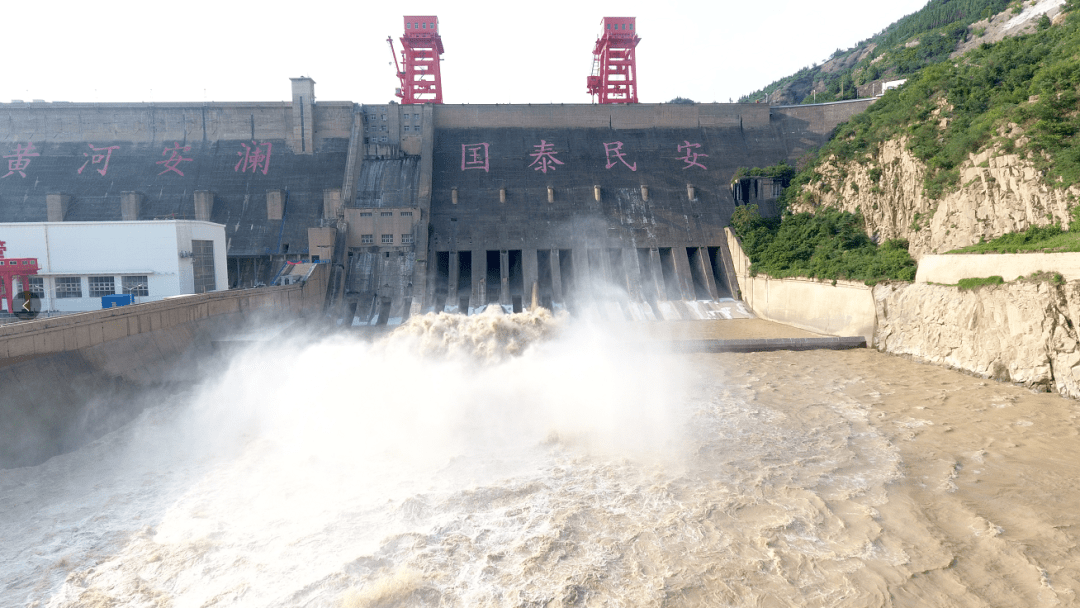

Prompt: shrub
[
  {"left": 957, "top": 276, "right": 1005, "bottom": 289},
  {"left": 729, "top": 207, "right": 917, "bottom": 284}
]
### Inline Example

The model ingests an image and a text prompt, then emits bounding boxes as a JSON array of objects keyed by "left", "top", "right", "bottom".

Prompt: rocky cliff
[
  {"left": 873, "top": 280, "right": 1080, "bottom": 399},
  {"left": 793, "top": 137, "right": 1080, "bottom": 258}
]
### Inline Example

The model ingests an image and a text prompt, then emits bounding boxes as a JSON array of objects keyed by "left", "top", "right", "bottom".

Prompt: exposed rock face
[
  {"left": 794, "top": 138, "right": 1080, "bottom": 258},
  {"left": 873, "top": 281, "right": 1080, "bottom": 399}
]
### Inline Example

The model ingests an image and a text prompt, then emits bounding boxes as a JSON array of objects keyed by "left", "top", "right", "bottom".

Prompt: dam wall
[
  {"left": 0, "top": 87, "right": 354, "bottom": 287},
  {"left": 0, "top": 265, "right": 327, "bottom": 468},
  {"left": 395, "top": 101, "right": 867, "bottom": 322},
  {"left": 3, "top": 80, "right": 879, "bottom": 324}
]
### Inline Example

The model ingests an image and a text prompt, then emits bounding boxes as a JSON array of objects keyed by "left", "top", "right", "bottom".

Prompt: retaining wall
[
  {"left": 916, "top": 252, "right": 1080, "bottom": 284},
  {"left": 0, "top": 265, "right": 327, "bottom": 468},
  {"left": 726, "top": 228, "right": 877, "bottom": 342}
]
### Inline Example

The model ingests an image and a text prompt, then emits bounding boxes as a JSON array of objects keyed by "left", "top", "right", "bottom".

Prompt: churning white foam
[{"left": 0, "top": 311, "right": 903, "bottom": 607}]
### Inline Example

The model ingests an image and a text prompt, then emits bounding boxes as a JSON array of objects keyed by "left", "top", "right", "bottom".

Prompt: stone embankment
[
  {"left": 874, "top": 280, "right": 1080, "bottom": 399},
  {"left": 793, "top": 137, "right": 1080, "bottom": 258}
]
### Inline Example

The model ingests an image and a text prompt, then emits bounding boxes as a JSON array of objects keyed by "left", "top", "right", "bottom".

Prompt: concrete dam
[{"left": 1, "top": 80, "right": 874, "bottom": 327}]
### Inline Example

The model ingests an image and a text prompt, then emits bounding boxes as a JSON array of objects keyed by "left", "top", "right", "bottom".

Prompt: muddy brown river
[{"left": 1, "top": 313, "right": 1078, "bottom": 607}]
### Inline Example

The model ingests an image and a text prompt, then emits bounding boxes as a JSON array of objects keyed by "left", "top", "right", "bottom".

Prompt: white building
[
  {"left": 881, "top": 79, "right": 908, "bottom": 94},
  {"left": 0, "top": 220, "right": 227, "bottom": 314}
]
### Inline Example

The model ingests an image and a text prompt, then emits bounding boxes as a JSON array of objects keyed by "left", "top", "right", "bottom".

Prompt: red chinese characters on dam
[
  {"left": 461, "top": 143, "right": 490, "bottom": 172},
  {"left": 678, "top": 141, "right": 708, "bottom": 170},
  {"left": 2, "top": 141, "right": 40, "bottom": 179},
  {"left": 603, "top": 141, "right": 637, "bottom": 172},
  {"left": 156, "top": 142, "right": 194, "bottom": 176},
  {"left": 77, "top": 144, "right": 120, "bottom": 177},
  {"left": 235, "top": 141, "right": 272, "bottom": 174},
  {"left": 528, "top": 140, "right": 564, "bottom": 174}
]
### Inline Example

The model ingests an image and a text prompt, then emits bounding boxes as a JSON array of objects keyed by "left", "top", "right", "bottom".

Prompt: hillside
[
  {"left": 739, "top": 0, "right": 1065, "bottom": 105},
  {"left": 773, "top": 0, "right": 1080, "bottom": 258}
]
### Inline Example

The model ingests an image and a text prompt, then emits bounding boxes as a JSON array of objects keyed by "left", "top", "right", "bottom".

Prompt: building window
[
  {"left": 381, "top": 114, "right": 386, "bottom": 121},
  {"left": 404, "top": 125, "right": 410, "bottom": 132},
  {"left": 381, "top": 211, "right": 393, "bottom": 217},
  {"left": 191, "top": 239, "right": 217, "bottom": 293},
  {"left": 28, "top": 276, "right": 44, "bottom": 298},
  {"left": 401, "top": 234, "right": 414, "bottom": 244},
  {"left": 55, "top": 277, "right": 82, "bottom": 298},
  {"left": 89, "top": 276, "right": 115, "bottom": 297},
  {"left": 361, "top": 234, "right": 374, "bottom": 244},
  {"left": 381, "top": 125, "right": 387, "bottom": 131},
  {"left": 359, "top": 212, "right": 372, "bottom": 217},
  {"left": 380, "top": 136, "right": 388, "bottom": 142},
  {"left": 381, "top": 234, "right": 393, "bottom": 245},
  {"left": 400, "top": 211, "right": 413, "bottom": 217},
  {"left": 122, "top": 276, "right": 149, "bottom": 297}
]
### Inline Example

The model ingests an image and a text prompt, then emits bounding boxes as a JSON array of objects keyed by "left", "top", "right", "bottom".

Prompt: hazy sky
[{"left": 5, "top": 0, "right": 929, "bottom": 106}]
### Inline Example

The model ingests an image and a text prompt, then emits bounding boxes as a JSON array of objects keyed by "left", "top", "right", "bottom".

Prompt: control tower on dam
[{"left": 0, "top": 78, "right": 874, "bottom": 326}]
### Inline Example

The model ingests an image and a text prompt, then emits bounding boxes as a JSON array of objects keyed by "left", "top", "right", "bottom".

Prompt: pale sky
[{"left": 5, "top": 0, "right": 929, "bottom": 106}]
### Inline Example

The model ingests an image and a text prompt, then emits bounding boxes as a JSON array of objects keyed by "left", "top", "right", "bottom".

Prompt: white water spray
[{"left": 0, "top": 311, "right": 907, "bottom": 607}]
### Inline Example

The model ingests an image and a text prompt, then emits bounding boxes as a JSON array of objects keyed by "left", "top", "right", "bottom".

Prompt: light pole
[{"left": 124, "top": 283, "right": 147, "bottom": 305}]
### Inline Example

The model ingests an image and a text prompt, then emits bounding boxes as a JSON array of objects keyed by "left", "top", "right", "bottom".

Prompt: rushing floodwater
[{"left": 2, "top": 310, "right": 1079, "bottom": 607}]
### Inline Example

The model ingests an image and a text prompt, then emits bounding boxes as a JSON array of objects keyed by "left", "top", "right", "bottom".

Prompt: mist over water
[{"left": 11, "top": 311, "right": 1062, "bottom": 606}]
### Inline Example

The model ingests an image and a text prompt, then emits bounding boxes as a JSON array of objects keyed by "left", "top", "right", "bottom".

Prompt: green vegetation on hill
[
  {"left": 957, "top": 275, "right": 1005, "bottom": 289},
  {"left": 729, "top": 205, "right": 917, "bottom": 284},
  {"left": 741, "top": 0, "right": 1013, "bottom": 105},
  {"left": 731, "top": 162, "right": 796, "bottom": 184},
  {"left": 781, "top": 5, "right": 1080, "bottom": 204}
]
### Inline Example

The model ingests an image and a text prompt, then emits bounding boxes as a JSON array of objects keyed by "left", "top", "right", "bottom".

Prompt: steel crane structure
[
  {"left": 389, "top": 16, "right": 445, "bottom": 104},
  {"left": 587, "top": 17, "right": 641, "bottom": 104}
]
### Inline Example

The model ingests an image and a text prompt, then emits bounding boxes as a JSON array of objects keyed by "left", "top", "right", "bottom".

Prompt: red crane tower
[
  {"left": 0, "top": 240, "right": 39, "bottom": 317},
  {"left": 389, "top": 16, "right": 445, "bottom": 104},
  {"left": 587, "top": 17, "right": 641, "bottom": 104}
]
